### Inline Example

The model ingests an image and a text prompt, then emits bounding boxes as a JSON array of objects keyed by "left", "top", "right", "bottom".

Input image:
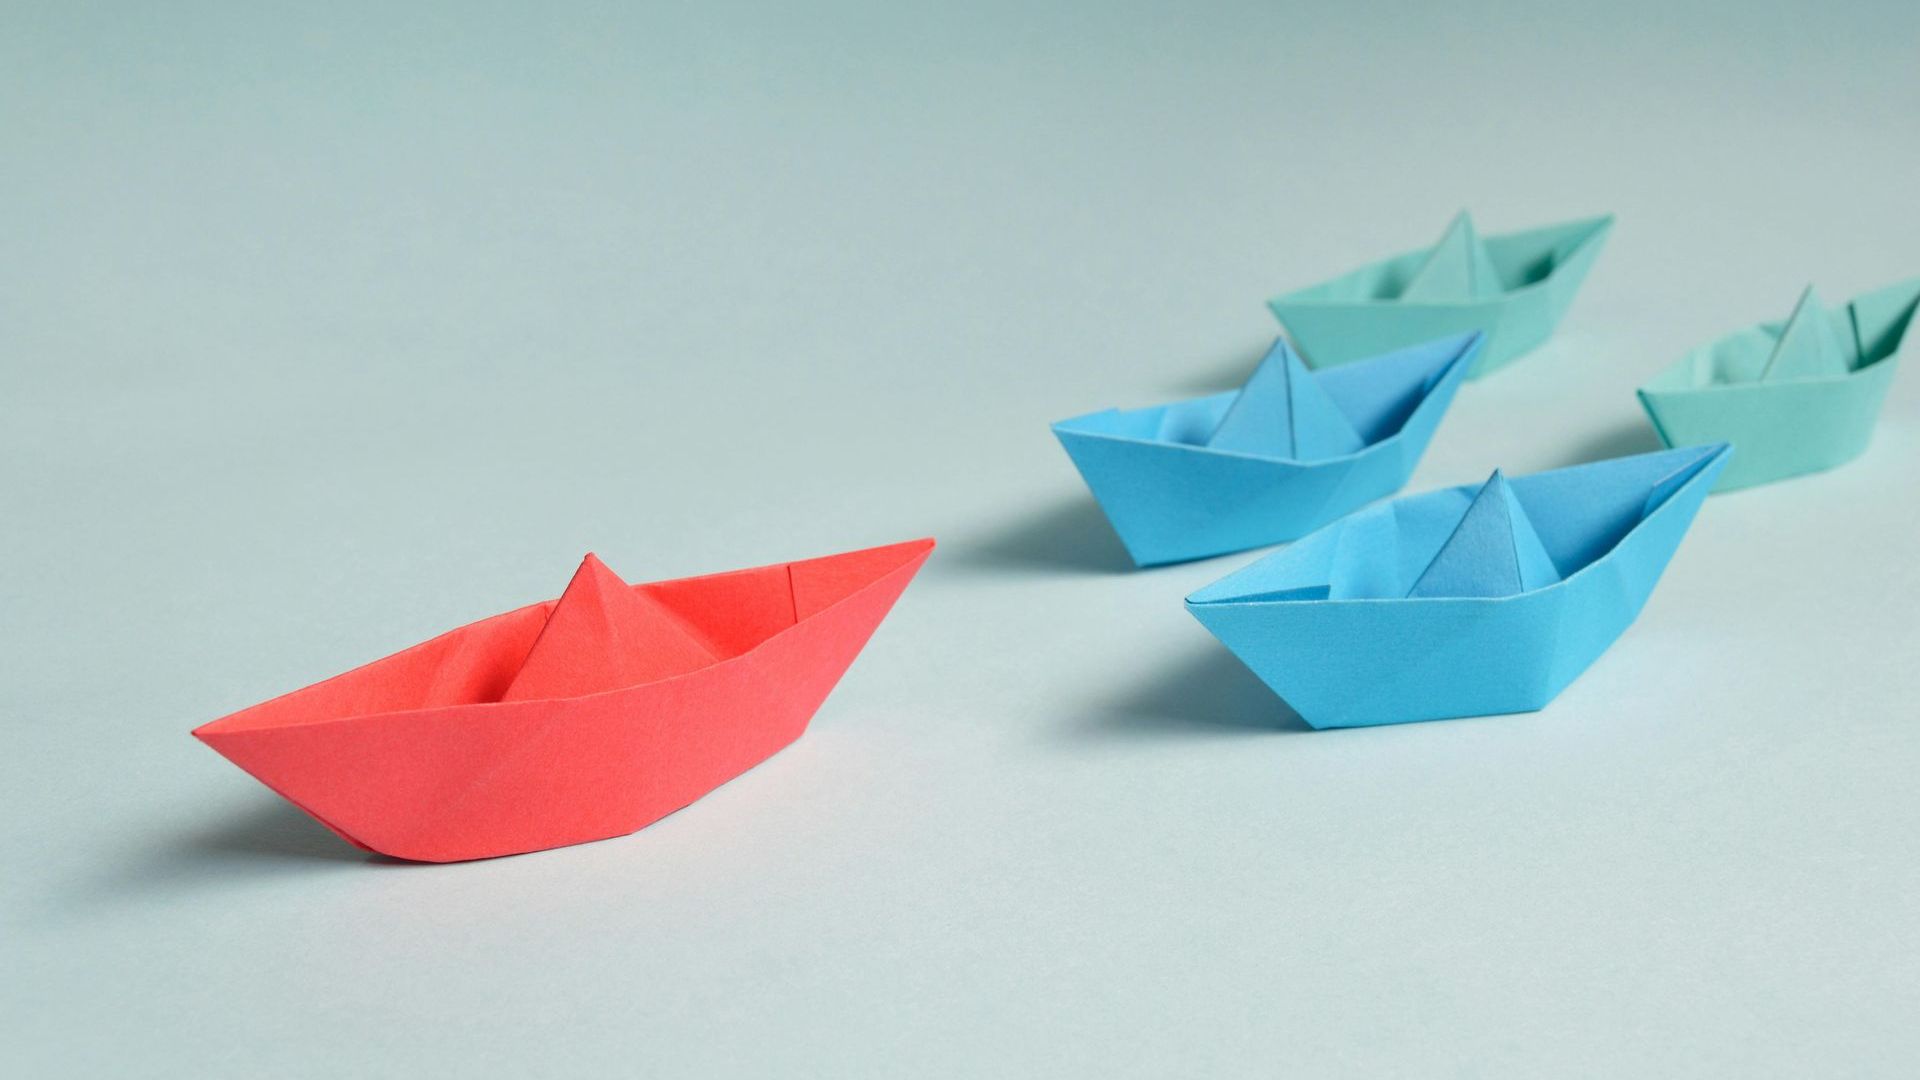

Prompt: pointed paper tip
[
  {"left": 1250, "top": 336, "right": 1296, "bottom": 381},
  {"left": 572, "top": 552, "right": 626, "bottom": 585},
  {"left": 1202, "top": 342, "right": 1294, "bottom": 455},
  {"left": 1475, "top": 468, "right": 1514, "bottom": 504},
  {"left": 1780, "top": 284, "right": 1827, "bottom": 330},
  {"left": 1644, "top": 442, "right": 1733, "bottom": 514},
  {"left": 1762, "top": 284, "right": 1851, "bottom": 382},
  {"left": 1406, "top": 467, "right": 1558, "bottom": 599},
  {"left": 1205, "top": 338, "right": 1363, "bottom": 460},
  {"left": 502, "top": 548, "right": 721, "bottom": 702},
  {"left": 1402, "top": 211, "right": 1502, "bottom": 302}
]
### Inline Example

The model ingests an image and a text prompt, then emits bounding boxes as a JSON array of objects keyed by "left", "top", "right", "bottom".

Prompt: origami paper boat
[
  {"left": 1638, "top": 278, "right": 1917, "bottom": 491},
  {"left": 194, "top": 538, "right": 934, "bottom": 862},
  {"left": 1186, "top": 444, "right": 1730, "bottom": 728},
  {"left": 1268, "top": 211, "right": 1614, "bottom": 379},
  {"left": 1053, "top": 332, "right": 1481, "bottom": 567}
]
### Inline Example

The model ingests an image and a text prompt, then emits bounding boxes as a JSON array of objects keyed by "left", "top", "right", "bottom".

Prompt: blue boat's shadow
[
  {"left": 1156, "top": 337, "right": 1271, "bottom": 395},
  {"left": 1547, "top": 417, "right": 1665, "bottom": 469},
  {"left": 1070, "top": 644, "right": 1313, "bottom": 740},
  {"left": 942, "top": 497, "right": 1137, "bottom": 576}
]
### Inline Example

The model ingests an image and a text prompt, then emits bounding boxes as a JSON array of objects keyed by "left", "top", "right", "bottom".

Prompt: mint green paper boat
[
  {"left": 1268, "top": 212, "right": 1614, "bottom": 379},
  {"left": 1637, "top": 278, "right": 1917, "bottom": 491}
]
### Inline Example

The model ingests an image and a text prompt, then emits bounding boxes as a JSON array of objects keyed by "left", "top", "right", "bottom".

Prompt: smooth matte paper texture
[
  {"left": 1638, "top": 277, "right": 1917, "bottom": 491},
  {"left": 1052, "top": 333, "right": 1479, "bottom": 566},
  {"left": 192, "top": 539, "right": 935, "bottom": 862},
  {"left": 1186, "top": 444, "right": 1730, "bottom": 728},
  {"left": 1268, "top": 212, "right": 1613, "bottom": 378}
]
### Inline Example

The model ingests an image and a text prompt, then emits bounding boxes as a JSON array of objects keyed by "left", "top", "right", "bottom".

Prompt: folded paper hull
[
  {"left": 1052, "top": 334, "right": 1477, "bottom": 566},
  {"left": 1639, "top": 371, "right": 1893, "bottom": 490},
  {"left": 193, "top": 539, "right": 934, "bottom": 862},
  {"left": 1268, "top": 215, "right": 1612, "bottom": 379},
  {"left": 1638, "top": 278, "right": 1915, "bottom": 491},
  {"left": 1185, "top": 445, "right": 1729, "bottom": 728}
]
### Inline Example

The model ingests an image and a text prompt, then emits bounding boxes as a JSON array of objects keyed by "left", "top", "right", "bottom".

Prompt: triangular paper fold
[
  {"left": 1762, "top": 286, "right": 1852, "bottom": 382},
  {"left": 500, "top": 553, "right": 718, "bottom": 701},
  {"left": 1407, "top": 470, "right": 1561, "bottom": 598},
  {"left": 1400, "top": 211, "right": 1505, "bottom": 302},
  {"left": 1206, "top": 339, "right": 1364, "bottom": 460}
]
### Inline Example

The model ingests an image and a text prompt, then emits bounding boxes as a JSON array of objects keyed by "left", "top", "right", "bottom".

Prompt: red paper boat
[{"left": 194, "top": 538, "right": 935, "bottom": 862}]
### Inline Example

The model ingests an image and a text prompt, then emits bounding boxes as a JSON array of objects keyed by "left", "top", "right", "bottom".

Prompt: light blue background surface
[{"left": 5, "top": 2, "right": 1918, "bottom": 1075}]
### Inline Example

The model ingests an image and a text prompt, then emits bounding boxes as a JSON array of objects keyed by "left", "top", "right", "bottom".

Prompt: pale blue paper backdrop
[{"left": 5, "top": 2, "right": 1919, "bottom": 1078}]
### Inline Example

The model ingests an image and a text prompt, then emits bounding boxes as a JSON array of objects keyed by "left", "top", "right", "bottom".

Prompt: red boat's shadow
[
  {"left": 938, "top": 497, "right": 1134, "bottom": 577},
  {"left": 30, "top": 799, "right": 398, "bottom": 924},
  {"left": 177, "top": 797, "right": 404, "bottom": 865}
]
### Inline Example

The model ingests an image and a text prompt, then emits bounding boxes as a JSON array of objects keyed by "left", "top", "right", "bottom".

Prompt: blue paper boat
[
  {"left": 1053, "top": 332, "right": 1482, "bottom": 567},
  {"left": 1186, "top": 443, "right": 1732, "bottom": 728},
  {"left": 1268, "top": 212, "right": 1613, "bottom": 379}
]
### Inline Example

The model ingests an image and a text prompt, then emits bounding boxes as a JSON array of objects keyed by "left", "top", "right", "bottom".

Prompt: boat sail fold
[
  {"left": 1407, "top": 470, "right": 1561, "bottom": 599},
  {"left": 1205, "top": 339, "right": 1365, "bottom": 460}
]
